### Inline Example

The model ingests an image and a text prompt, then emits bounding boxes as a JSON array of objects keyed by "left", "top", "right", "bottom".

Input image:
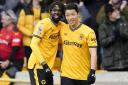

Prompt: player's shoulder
[
  {"left": 35, "top": 18, "right": 51, "bottom": 29},
  {"left": 38, "top": 18, "right": 51, "bottom": 24},
  {"left": 60, "top": 22, "right": 68, "bottom": 30},
  {"left": 81, "top": 24, "right": 94, "bottom": 33},
  {"left": 58, "top": 21, "right": 67, "bottom": 28}
]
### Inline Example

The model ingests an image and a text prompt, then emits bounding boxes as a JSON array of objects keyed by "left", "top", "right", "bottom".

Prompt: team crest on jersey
[{"left": 79, "top": 34, "right": 84, "bottom": 40}]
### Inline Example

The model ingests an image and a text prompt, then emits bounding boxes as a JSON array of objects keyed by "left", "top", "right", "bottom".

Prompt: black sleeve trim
[
  {"left": 88, "top": 46, "right": 97, "bottom": 48},
  {"left": 33, "top": 34, "right": 42, "bottom": 39}
]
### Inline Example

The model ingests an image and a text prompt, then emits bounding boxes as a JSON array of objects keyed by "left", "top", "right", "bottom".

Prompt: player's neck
[
  {"left": 50, "top": 17, "right": 60, "bottom": 26},
  {"left": 70, "top": 22, "right": 81, "bottom": 31}
]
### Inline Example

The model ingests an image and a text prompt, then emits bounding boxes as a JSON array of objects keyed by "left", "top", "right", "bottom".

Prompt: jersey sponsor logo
[
  {"left": 0, "top": 39, "right": 8, "bottom": 45},
  {"left": 12, "top": 38, "right": 21, "bottom": 43},
  {"left": 49, "top": 33, "right": 59, "bottom": 39},
  {"left": 64, "top": 40, "right": 82, "bottom": 48}
]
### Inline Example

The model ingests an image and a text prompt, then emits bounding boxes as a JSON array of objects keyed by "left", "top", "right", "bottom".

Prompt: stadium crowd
[{"left": 0, "top": 0, "right": 128, "bottom": 85}]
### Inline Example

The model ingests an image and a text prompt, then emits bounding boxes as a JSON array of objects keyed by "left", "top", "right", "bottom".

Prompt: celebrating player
[
  {"left": 60, "top": 3, "right": 97, "bottom": 85},
  {"left": 28, "top": 1, "right": 66, "bottom": 85}
]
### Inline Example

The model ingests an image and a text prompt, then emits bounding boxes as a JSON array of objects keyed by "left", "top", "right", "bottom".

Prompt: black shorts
[
  {"left": 28, "top": 69, "right": 53, "bottom": 85},
  {"left": 61, "top": 77, "right": 90, "bottom": 85}
]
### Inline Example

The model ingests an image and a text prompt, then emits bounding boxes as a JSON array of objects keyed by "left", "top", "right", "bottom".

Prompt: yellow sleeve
[
  {"left": 17, "top": 9, "right": 34, "bottom": 36},
  {"left": 30, "top": 21, "right": 46, "bottom": 64},
  {"left": 87, "top": 30, "right": 97, "bottom": 47}
]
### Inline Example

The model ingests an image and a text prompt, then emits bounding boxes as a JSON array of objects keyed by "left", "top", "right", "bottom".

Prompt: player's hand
[
  {"left": 42, "top": 63, "right": 53, "bottom": 78},
  {"left": 87, "top": 69, "right": 96, "bottom": 84},
  {"left": 0, "top": 60, "right": 10, "bottom": 69}
]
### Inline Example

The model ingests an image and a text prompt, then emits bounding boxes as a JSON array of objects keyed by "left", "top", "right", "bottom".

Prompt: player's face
[
  {"left": 65, "top": 9, "right": 79, "bottom": 26},
  {"left": 50, "top": 5, "right": 62, "bottom": 23}
]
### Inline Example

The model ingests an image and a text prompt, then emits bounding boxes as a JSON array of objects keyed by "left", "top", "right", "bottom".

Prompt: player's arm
[
  {"left": 87, "top": 30, "right": 97, "bottom": 84},
  {"left": 89, "top": 47, "right": 97, "bottom": 70},
  {"left": 30, "top": 36, "right": 45, "bottom": 64},
  {"left": 31, "top": 22, "right": 53, "bottom": 77},
  {"left": 30, "top": 22, "right": 46, "bottom": 64},
  {"left": 87, "top": 30, "right": 97, "bottom": 70}
]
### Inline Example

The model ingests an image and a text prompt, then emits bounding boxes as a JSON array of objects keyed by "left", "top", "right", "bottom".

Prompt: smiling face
[
  {"left": 65, "top": 9, "right": 79, "bottom": 27},
  {"left": 50, "top": 5, "right": 62, "bottom": 23}
]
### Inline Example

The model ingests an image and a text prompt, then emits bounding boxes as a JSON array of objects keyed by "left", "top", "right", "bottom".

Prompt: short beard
[{"left": 51, "top": 16, "right": 61, "bottom": 24}]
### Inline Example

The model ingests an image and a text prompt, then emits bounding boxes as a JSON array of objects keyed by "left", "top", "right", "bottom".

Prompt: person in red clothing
[{"left": 0, "top": 9, "right": 24, "bottom": 85}]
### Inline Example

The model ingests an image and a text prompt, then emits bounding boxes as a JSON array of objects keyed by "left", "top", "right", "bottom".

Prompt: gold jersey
[
  {"left": 28, "top": 18, "right": 66, "bottom": 69},
  {"left": 60, "top": 24, "right": 97, "bottom": 80}
]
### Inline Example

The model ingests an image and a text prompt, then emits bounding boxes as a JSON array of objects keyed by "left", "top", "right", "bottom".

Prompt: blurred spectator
[
  {"left": 17, "top": 0, "right": 33, "bottom": 64},
  {"left": 0, "top": 0, "right": 22, "bottom": 16},
  {"left": 109, "top": 0, "right": 127, "bottom": 11},
  {"left": 17, "top": 0, "right": 52, "bottom": 63},
  {"left": 98, "top": 4, "right": 128, "bottom": 71},
  {"left": 96, "top": 0, "right": 128, "bottom": 25},
  {"left": 0, "top": 9, "right": 24, "bottom": 85},
  {"left": 40, "top": 0, "right": 53, "bottom": 13},
  {"left": 33, "top": 0, "right": 53, "bottom": 22},
  {"left": 0, "top": 16, "right": 2, "bottom": 29},
  {"left": 102, "top": 0, "right": 109, "bottom": 4},
  {"left": 0, "top": 0, "right": 5, "bottom": 12},
  {"left": 78, "top": 1, "right": 91, "bottom": 24}
]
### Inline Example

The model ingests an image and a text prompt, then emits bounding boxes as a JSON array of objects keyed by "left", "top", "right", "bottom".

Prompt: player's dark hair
[
  {"left": 65, "top": 3, "right": 79, "bottom": 13},
  {"left": 49, "top": 1, "right": 65, "bottom": 14}
]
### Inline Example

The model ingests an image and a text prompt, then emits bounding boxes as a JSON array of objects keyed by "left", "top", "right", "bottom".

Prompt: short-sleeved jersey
[
  {"left": 0, "top": 28, "right": 24, "bottom": 61},
  {"left": 60, "top": 24, "right": 97, "bottom": 80},
  {"left": 28, "top": 18, "right": 66, "bottom": 69}
]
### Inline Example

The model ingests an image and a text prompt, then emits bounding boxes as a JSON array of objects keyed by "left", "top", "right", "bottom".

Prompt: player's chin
[
  {"left": 54, "top": 15, "right": 60, "bottom": 19},
  {"left": 68, "top": 21, "right": 75, "bottom": 26},
  {"left": 54, "top": 17, "right": 61, "bottom": 22}
]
